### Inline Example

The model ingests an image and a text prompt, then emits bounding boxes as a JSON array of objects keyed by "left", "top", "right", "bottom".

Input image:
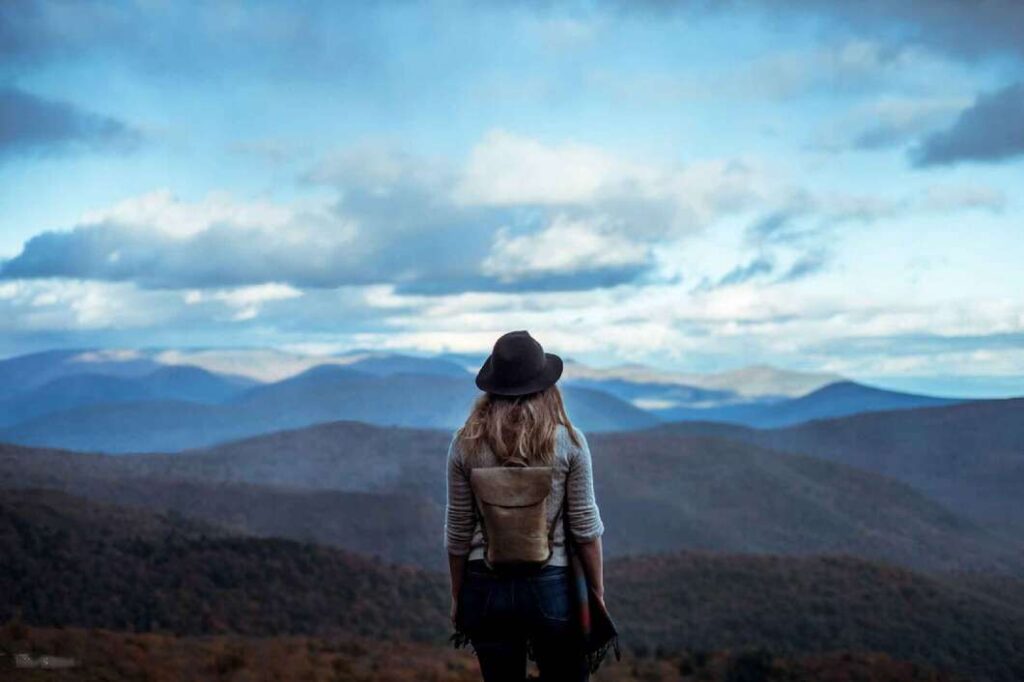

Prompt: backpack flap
[{"left": 470, "top": 466, "right": 554, "bottom": 565}]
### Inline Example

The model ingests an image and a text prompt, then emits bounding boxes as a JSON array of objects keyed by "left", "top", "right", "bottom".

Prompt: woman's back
[{"left": 444, "top": 422, "right": 605, "bottom": 568}]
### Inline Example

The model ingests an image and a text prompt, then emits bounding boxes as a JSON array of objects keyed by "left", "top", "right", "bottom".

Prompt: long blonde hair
[{"left": 457, "top": 384, "right": 581, "bottom": 467}]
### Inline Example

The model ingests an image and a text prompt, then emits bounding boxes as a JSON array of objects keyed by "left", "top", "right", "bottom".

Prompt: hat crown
[
  {"left": 491, "top": 330, "right": 545, "bottom": 383},
  {"left": 476, "top": 329, "right": 562, "bottom": 396}
]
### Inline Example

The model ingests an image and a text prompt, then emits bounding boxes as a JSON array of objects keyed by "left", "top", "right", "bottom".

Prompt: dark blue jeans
[{"left": 457, "top": 559, "right": 589, "bottom": 682}]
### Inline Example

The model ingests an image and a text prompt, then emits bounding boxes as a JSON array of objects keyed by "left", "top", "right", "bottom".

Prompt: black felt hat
[{"left": 475, "top": 330, "right": 563, "bottom": 396}]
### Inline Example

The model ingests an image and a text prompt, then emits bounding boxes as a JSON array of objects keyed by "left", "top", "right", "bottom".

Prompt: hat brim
[{"left": 475, "top": 352, "right": 563, "bottom": 396}]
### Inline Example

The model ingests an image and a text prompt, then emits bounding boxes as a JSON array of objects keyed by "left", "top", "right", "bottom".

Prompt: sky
[{"left": 1, "top": 0, "right": 1023, "bottom": 397}]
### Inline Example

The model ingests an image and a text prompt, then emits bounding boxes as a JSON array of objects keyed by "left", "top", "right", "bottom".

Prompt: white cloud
[
  {"left": 78, "top": 189, "right": 298, "bottom": 239},
  {"left": 453, "top": 130, "right": 769, "bottom": 230},
  {"left": 482, "top": 215, "right": 650, "bottom": 280},
  {"left": 332, "top": 271, "right": 1024, "bottom": 380},
  {"left": 184, "top": 282, "right": 303, "bottom": 321},
  {"left": 4, "top": 189, "right": 361, "bottom": 289},
  {"left": 0, "top": 279, "right": 179, "bottom": 330},
  {"left": 454, "top": 130, "right": 627, "bottom": 206}
]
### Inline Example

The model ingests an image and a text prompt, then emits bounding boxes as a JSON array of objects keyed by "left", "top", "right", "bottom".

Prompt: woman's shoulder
[
  {"left": 558, "top": 421, "right": 586, "bottom": 437},
  {"left": 448, "top": 426, "right": 465, "bottom": 459},
  {"left": 556, "top": 423, "right": 587, "bottom": 456}
]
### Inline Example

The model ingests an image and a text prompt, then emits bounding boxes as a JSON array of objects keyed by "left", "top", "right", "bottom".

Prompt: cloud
[
  {"left": 772, "top": 0, "right": 1024, "bottom": 62},
  {"left": 0, "top": 279, "right": 178, "bottom": 331},
  {"left": 690, "top": 248, "right": 828, "bottom": 294},
  {"left": 2, "top": 135, "right": 691, "bottom": 293},
  {"left": 735, "top": 190, "right": 906, "bottom": 293},
  {"left": 613, "top": 0, "right": 1023, "bottom": 65},
  {"left": 4, "top": 260, "right": 1022, "bottom": 386},
  {"left": 454, "top": 130, "right": 768, "bottom": 235},
  {"left": 743, "top": 190, "right": 899, "bottom": 252},
  {"left": 690, "top": 257, "right": 776, "bottom": 293},
  {"left": 318, "top": 273, "right": 1024, "bottom": 383},
  {"left": 311, "top": 135, "right": 772, "bottom": 292},
  {"left": 454, "top": 130, "right": 624, "bottom": 206},
  {"left": 0, "top": 190, "right": 363, "bottom": 288},
  {"left": 184, "top": 283, "right": 303, "bottom": 321},
  {"left": 720, "top": 257, "right": 774, "bottom": 286},
  {"left": 808, "top": 96, "right": 969, "bottom": 154},
  {"left": 79, "top": 189, "right": 297, "bottom": 239},
  {"left": 481, "top": 215, "right": 651, "bottom": 281},
  {"left": 0, "top": 1, "right": 383, "bottom": 82},
  {"left": 910, "top": 82, "right": 1024, "bottom": 166},
  {"left": 6, "top": 129, "right": 990, "bottom": 305},
  {"left": 736, "top": 40, "right": 923, "bottom": 100},
  {"left": 581, "top": 1, "right": 1024, "bottom": 64},
  {"left": 777, "top": 250, "right": 829, "bottom": 283},
  {"left": 0, "top": 86, "right": 140, "bottom": 158}
]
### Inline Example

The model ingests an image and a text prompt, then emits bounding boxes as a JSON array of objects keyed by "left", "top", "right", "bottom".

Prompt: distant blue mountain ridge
[
  {"left": 0, "top": 347, "right": 980, "bottom": 453},
  {"left": 644, "top": 380, "right": 964, "bottom": 428},
  {"left": 0, "top": 360, "right": 657, "bottom": 452},
  {"left": 0, "top": 364, "right": 255, "bottom": 427}
]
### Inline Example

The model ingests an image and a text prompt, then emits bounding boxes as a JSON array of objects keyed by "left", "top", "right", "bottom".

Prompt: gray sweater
[{"left": 444, "top": 422, "right": 605, "bottom": 566}]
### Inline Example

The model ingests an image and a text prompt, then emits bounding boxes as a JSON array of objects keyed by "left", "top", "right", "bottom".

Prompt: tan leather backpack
[{"left": 470, "top": 465, "right": 558, "bottom": 567}]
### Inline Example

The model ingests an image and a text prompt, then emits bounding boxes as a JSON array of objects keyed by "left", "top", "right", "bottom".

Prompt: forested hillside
[{"left": 4, "top": 490, "right": 1024, "bottom": 680}]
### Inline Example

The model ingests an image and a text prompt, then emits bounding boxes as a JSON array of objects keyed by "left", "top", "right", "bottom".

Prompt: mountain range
[
  {"left": 653, "top": 397, "right": 1024, "bottom": 535},
  {"left": 3, "top": 414, "right": 1020, "bottom": 573},
  {"left": 0, "top": 347, "right": 981, "bottom": 452},
  {"left": 3, "top": 348, "right": 1023, "bottom": 680}
]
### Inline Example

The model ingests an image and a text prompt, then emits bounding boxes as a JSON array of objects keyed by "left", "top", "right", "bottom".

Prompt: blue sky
[{"left": 2, "top": 0, "right": 1023, "bottom": 396}]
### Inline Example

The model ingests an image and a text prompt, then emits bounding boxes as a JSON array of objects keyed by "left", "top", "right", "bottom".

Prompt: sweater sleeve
[
  {"left": 444, "top": 429, "right": 476, "bottom": 556},
  {"left": 566, "top": 426, "right": 605, "bottom": 542}
]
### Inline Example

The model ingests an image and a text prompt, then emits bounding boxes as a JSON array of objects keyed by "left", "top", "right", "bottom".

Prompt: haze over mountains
[{"left": 0, "top": 347, "right": 975, "bottom": 452}]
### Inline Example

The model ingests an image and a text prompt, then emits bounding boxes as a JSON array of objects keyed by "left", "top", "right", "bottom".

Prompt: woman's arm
[
  {"left": 566, "top": 426, "right": 606, "bottom": 601},
  {"left": 444, "top": 430, "right": 474, "bottom": 625},
  {"left": 575, "top": 536, "right": 605, "bottom": 603},
  {"left": 448, "top": 553, "right": 468, "bottom": 625}
]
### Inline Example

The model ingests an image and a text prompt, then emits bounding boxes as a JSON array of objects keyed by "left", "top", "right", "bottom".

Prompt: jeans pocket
[{"left": 530, "top": 573, "right": 571, "bottom": 622}]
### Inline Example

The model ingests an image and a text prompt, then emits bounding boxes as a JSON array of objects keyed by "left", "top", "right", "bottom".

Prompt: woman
[{"left": 445, "top": 330, "right": 606, "bottom": 682}]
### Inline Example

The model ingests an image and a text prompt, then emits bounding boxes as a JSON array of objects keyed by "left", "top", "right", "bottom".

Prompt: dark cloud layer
[
  {"left": 0, "top": 214, "right": 646, "bottom": 294},
  {"left": 8, "top": 0, "right": 1024, "bottom": 78},
  {"left": 622, "top": 0, "right": 1024, "bottom": 61},
  {"left": 1, "top": 1, "right": 387, "bottom": 85},
  {"left": 0, "top": 87, "right": 139, "bottom": 158},
  {"left": 0, "top": 170, "right": 651, "bottom": 294},
  {"left": 777, "top": 0, "right": 1024, "bottom": 61},
  {"left": 910, "top": 82, "right": 1024, "bottom": 166}
]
